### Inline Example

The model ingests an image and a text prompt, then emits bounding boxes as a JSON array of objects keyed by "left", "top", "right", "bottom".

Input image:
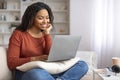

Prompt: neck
[
  {"left": 28, "top": 27, "right": 42, "bottom": 34},
  {"left": 27, "top": 27, "right": 43, "bottom": 38}
]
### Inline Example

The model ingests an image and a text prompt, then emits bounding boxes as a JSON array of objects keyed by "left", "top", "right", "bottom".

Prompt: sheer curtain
[{"left": 91, "top": 0, "right": 120, "bottom": 68}]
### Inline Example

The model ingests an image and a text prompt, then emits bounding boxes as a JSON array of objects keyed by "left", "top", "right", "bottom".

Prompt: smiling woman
[{"left": 7, "top": 2, "right": 88, "bottom": 80}]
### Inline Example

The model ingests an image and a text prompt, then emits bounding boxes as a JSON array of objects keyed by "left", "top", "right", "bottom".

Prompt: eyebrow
[{"left": 37, "top": 15, "right": 49, "bottom": 17}]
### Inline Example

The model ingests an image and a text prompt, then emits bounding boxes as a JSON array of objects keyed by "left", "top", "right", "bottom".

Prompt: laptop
[{"left": 46, "top": 35, "right": 81, "bottom": 62}]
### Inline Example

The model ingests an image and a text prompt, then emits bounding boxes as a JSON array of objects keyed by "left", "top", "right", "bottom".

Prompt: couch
[
  {"left": 0, "top": 47, "right": 97, "bottom": 80},
  {"left": 77, "top": 51, "right": 97, "bottom": 80}
]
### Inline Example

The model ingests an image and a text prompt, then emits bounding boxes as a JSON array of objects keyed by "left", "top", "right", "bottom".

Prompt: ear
[{"left": 112, "top": 65, "right": 120, "bottom": 73}]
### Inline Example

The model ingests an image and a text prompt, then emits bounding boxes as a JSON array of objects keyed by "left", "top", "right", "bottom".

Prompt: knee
[{"left": 77, "top": 61, "right": 89, "bottom": 74}]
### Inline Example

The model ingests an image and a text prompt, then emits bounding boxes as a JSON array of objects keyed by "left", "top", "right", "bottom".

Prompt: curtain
[{"left": 91, "top": 0, "right": 119, "bottom": 68}]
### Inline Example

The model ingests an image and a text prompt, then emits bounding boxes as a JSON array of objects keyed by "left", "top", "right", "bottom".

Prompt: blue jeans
[{"left": 15, "top": 61, "right": 88, "bottom": 80}]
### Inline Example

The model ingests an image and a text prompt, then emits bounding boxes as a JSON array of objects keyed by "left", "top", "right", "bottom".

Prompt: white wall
[
  {"left": 70, "top": 0, "right": 120, "bottom": 68},
  {"left": 70, "top": 0, "right": 94, "bottom": 51}
]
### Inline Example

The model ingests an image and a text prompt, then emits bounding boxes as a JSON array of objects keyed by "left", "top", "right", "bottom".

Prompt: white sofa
[
  {"left": 76, "top": 51, "right": 97, "bottom": 80},
  {"left": 0, "top": 47, "right": 97, "bottom": 80}
]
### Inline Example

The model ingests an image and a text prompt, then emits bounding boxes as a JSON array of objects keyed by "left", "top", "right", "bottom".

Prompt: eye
[
  {"left": 46, "top": 16, "right": 49, "bottom": 19},
  {"left": 38, "top": 16, "right": 43, "bottom": 20}
]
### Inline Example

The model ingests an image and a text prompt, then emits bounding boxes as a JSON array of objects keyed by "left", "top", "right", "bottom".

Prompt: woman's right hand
[
  {"left": 42, "top": 24, "right": 52, "bottom": 34},
  {"left": 31, "top": 55, "right": 48, "bottom": 61}
]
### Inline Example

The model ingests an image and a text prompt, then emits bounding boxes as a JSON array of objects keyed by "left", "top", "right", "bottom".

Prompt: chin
[{"left": 40, "top": 28, "right": 46, "bottom": 31}]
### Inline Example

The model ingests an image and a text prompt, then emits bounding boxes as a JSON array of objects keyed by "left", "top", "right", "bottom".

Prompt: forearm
[
  {"left": 7, "top": 56, "right": 30, "bottom": 70},
  {"left": 30, "top": 55, "right": 48, "bottom": 61},
  {"left": 7, "top": 43, "right": 30, "bottom": 70}
]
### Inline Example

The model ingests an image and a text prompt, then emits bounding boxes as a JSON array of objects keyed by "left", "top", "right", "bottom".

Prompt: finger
[{"left": 46, "top": 23, "right": 50, "bottom": 28}]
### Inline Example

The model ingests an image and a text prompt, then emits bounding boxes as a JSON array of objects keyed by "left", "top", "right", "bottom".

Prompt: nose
[{"left": 43, "top": 19, "right": 48, "bottom": 24}]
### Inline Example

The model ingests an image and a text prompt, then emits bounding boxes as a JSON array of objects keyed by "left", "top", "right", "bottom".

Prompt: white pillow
[{"left": 17, "top": 57, "right": 80, "bottom": 74}]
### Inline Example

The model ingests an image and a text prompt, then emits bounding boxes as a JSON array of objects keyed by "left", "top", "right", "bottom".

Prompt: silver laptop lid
[{"left": 47, "top": 35, "right": 81, "bottom": 61}]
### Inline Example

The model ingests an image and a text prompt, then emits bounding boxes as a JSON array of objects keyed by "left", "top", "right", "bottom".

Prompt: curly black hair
[{"left": 16, "top": 2, "right": 54, "bottom": 31}]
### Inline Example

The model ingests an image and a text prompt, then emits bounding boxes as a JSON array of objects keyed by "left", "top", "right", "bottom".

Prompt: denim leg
[
  {"left": 59, "top": 61, "right": 88, "bottom": 80},
  {"left": 15, "top": 70, "right": 25, "bottom": 80},
  {"left": 21, "top": 68, "right": 55, "bottom": 80}
]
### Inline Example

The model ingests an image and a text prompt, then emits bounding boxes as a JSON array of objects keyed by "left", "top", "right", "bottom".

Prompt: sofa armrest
[
  {"left": 76, "top": 51, "right": 97, "bottom": 80},
  {"left": 0, "top": 47, "right": 12, "bottom": 80},
  {"left": 76, "top": 51, "right": 97, "bottom": 69}
]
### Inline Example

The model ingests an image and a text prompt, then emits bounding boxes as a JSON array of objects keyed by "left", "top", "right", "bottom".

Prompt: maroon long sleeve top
[{"left": 7, "top": 30, "right": 52, "bottom": 70}]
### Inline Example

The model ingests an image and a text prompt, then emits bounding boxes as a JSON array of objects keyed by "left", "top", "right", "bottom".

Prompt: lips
[{"left": 40, "top": 24, "right": 48, "bottom": 28}]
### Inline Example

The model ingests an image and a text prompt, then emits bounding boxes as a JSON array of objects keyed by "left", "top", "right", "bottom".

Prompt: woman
[{"left": 7, "top": 2, "right": 88, "bottom": 80}]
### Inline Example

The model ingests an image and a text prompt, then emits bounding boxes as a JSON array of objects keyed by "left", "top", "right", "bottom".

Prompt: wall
[
  {"left": 70, "top": 0, "right": 94, "bottom": 51},
  {"left": 70, "top": 0, "right": 120, "bottom": 68}
]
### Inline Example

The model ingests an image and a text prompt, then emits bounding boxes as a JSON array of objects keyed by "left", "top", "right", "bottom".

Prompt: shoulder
[
  {"left": 12, "top": 30, "right": 25, "bottom": 37},
  {"left": 9, "top": 30, "right": 25, "bottom": 46},
  {"left": 12, "top": 30, "right": 23, "bottom": 35},
  {"left": 10, "top": 30, "right": 25, "bottom": 40}
]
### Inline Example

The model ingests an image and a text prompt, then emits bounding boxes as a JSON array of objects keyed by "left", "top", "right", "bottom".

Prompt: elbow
[
  {"left": 7, "top": 57, "right": 17, "bottom": 70},
  {"left": 7, "top": 61, "right": 16, "bottom": 70}
]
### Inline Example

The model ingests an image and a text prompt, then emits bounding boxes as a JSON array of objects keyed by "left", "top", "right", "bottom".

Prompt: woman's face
[{"left": 33, "top": 9, "right": 50, "bottom": 31}]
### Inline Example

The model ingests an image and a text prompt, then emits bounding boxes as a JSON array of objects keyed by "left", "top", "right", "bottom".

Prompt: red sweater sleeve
[
  {"left": 7, "top": 31, "right": 30, "bottom": 70},
  {"left": 43, "top": 34, "right": 52, "bottom": 55}
]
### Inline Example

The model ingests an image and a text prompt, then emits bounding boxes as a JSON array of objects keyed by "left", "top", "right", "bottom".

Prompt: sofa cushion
[{"left": 0, "top": 47, "right": 12, "bottom": 80}]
